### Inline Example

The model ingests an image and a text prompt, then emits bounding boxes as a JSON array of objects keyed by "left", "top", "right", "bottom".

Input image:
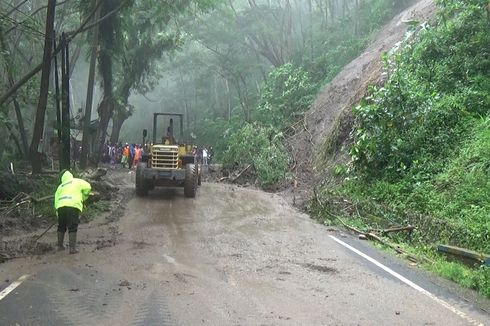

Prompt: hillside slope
[{"left": 287, "top": 0, "right": 436, "bottom": 206}]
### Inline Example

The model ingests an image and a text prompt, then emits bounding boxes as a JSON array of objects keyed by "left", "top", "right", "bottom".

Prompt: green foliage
[
  {"left": 222, "top": 123, "right": 290, "bottom": 186},
  {"left": 192, "top": 117, "right": 230, "bottom": 154},
  {"left": 351, "top": 1, "right": 490, "bottom": 178},
  {"left": 311, "top": 0, "right": 490, "bottom": 297},
  {"left": 431, "top": 262, "right": 490, "bottom": 298},
  {"left": 254, "top": 63, "right": 317, "bottom": 129},
  {"left": 307, "top": 37, "right": 368, "bottom": 85},
  {"left": 303, "top": 0, "right": 410, "bottom": 85}
]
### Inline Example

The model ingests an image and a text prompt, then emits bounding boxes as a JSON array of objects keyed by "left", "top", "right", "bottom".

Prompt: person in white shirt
[{"left": 202, "top": 147, "right": 208, "bottom": 165}]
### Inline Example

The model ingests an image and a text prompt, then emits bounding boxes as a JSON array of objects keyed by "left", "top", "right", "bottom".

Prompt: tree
[
  {"left": 0, "top": 24, "right": 29, "bottom": 157},
  {"left": 29, "top": 0, "right": 56, "bottom": 173},
  {"left": 91, "top": 0, "right": 121, "bottom": 164},
  {"left": 79, "top": 0, "right": 100, "bottom": 169},
  {"left": 106, "top": 0, "right": 217, "bottom": 145}
]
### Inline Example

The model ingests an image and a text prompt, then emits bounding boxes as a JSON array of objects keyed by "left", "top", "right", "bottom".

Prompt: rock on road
[{"left": 0, "top": 178, "right": 489, "bottom": 325}]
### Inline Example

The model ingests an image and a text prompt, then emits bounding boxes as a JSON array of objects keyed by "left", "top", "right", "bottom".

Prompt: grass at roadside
[
  {"left": 308, "top": 201, "right": 490, "bottom": 299},
  {"left": 310, "top": 0, "right": 490, "bottom": 299}
]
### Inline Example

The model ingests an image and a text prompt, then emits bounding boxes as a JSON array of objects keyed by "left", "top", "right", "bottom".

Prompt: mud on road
[{"left": 0, "top": 171, "right": 489, "bottom": 325}]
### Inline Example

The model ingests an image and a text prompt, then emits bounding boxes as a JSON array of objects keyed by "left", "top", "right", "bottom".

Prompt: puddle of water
[{"left": 162, "top": 254, "right": 176, "bottom": 265}]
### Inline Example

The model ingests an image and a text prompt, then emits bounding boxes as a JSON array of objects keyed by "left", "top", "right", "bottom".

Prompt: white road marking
[
  {"left": 0, "top": 274, "right": 29, "bottom": 302},
  {"left": 329, "top": 235, "right": 485, "bottom": 326}
]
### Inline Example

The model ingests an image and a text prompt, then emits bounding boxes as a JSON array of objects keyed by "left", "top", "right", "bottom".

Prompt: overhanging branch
[{"left": 0, "top": 0, "right": 129, "bottom": 107}]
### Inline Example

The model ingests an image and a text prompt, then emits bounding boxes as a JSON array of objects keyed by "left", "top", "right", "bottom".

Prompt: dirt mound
[
  {"left": 0, "top": 168, "right": 132, "bottom": 262},
  {"left": 286, "top": 0, "right": 436, "bottom": 207},
  {"left": 0, "top": 238, "right": 53, "bottom": 262},
  {"left": 0, "top": 172, "right": 56, "bottom": 200}
]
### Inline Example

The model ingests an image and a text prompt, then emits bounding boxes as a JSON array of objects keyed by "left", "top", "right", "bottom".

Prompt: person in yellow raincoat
[{"left": 54, "top": 170, "right": 91, "bottom": 254}]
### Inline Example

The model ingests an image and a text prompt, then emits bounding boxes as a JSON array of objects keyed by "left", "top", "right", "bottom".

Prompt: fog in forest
[{"left": 0, "top": 0, "right": 414, "bottom": 167}]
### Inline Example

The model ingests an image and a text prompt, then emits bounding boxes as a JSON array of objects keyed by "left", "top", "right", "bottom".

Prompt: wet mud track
[{"left": 0, "top": 182, "right": 489, "bottom": 325}]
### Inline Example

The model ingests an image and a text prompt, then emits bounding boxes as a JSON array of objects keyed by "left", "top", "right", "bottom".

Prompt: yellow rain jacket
[{"left": 54, "top": 171, "right": 91, "bottom": 213}]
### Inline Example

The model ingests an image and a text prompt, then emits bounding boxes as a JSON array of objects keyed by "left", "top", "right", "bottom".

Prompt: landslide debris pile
[
  {"left": 287, "top": 0, "right": 436, "bottom": 206},
  {"left": 0, "top": 168, "right": 120, "bottom": 262}
]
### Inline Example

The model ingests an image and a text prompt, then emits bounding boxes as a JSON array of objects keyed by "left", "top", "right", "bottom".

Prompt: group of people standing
[
  {"left": 102, "top": 142, "right": 144, "bottom": 169},
  {"left": 120, "top": 143, "right": 144, "bottom": 169},
  {"left": 192, "top": 146, "right": 213, "bottom": 165},
  {"left": 102, "top": 142, "right": 214, "bottom": 168}
]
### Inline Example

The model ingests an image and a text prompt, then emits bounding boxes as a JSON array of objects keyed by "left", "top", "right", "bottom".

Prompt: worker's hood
[{"left": 59, "top": 170, "right": 73, "bottom": 184}]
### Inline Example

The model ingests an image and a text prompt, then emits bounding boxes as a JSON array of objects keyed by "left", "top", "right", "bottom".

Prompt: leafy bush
[
  {"left": 192, "top": 117, "right": 231, "bottom": 160},
  {"left": 351, "top": 1, "right": 490, "bottom": 179},
  {"left": 312, "top": 0, "right": 490, "bottom": 297},
  {"left": 254, "top": 63, "right": 317, "bottom": 129},
  {"left": 222, "top": 123, "right": 290, "bottom": 186},
  {"left": 431, "top": 262, "right": 490, "bottom": 298}
]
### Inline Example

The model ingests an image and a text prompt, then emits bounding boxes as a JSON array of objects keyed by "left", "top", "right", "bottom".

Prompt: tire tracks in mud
[
  {"left": 130, "top": 289, "right": 175, "bottom": 326},
  {"left": 31, "top": 267, "right": 124, "bottom": 325},
  {"left": 3, "top": 267, "right": 177, "bottom": 325}
]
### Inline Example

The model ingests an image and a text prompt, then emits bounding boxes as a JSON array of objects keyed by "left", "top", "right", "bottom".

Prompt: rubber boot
[
  {"left": 57, "top": 231, "right": 65, "bottom": 251},
  {"left": 68, "top": 232, "right": 78, "bottom": 254}
]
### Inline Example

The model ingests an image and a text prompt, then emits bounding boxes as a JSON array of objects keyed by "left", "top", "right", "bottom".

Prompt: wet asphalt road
[{"left": 0, "top": 182, "right": 489, "bottom": 325}]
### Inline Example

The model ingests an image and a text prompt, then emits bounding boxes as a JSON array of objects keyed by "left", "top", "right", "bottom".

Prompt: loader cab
[
  {"left": 152, "top": 114, "right": 184, "bottom": 145},
  {"left": 162, "top": 118, "right": 177, "bottom": 145}
]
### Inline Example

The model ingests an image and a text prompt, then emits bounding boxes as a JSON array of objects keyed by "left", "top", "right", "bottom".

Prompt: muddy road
[{"left": 0, "top": 173, "right": 489, "bottom": 325}]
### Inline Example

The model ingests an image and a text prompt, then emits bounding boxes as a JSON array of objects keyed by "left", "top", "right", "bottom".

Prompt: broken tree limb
[
  {"left": 437, "top": 244, "right": 490, "bottom": 266},
  {"left": 33, "top": 222, "right": 56, "bottom": 241},
  {"left": 231, "top": 164, "right": 251, "bottom": 183},
  {"left": 313, "top": 188, "right": 430, "bottom": 264},
  {"left": 303, "top": 115, "right": 314, "bottom": 145},
  {"left": 31, "top": 195, "right": 54, "bottom": 202},
  {"left": 382, "top": 225, "right": 416, "bottom": 234}
]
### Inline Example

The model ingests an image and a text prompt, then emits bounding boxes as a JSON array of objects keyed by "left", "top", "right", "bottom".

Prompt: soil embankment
[{"left": 287, "top": 0, "right": 436, "bottom": 206}]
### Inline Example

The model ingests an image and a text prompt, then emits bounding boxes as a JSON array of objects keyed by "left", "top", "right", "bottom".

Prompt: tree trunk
[
  {"left": 177, "top": 68, "right": 190, "bottom": 131},
  {"left": 93, "top": 0, "right": 118, "bottom": 165},
  {"left": 94, "top": 95, "right": 113, "bottom": 164},
  {"left": 109, "top": 109, "right": 127, "bottom": 144},
  {"left": 80, "top": 1, "right": 100, "bottom": 169},
  {"left": 0, "top": 25, "right": 29, "bottom": 157},
  {"left": 60, "top": 34, "right": 71, "bottom": 170},
  {"left": 29, "top": 0, "right": 56, "bottom": 173},
  {"left": 12, "top": 97, "right": 29, "bottom": 157},
  {"left": 4, "top": 122, "right": 23, "bottom": 157},
  {"left": 225, "top": 78, "right": 231, "bottom": 121}
]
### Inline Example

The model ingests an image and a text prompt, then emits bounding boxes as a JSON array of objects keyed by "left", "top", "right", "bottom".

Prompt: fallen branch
[
  {"left": 303, "top": 115, "right": 314, "bottom": 145},
  {"left": 365, "top": 232, "right": 421, "bottom": 263},
  {"left": 31, "top": 195, "right": 54, "bottom": 202},
  {"left": 231, "top": 164, "right": 251, "bottom": 183},
  {"left": 382, "top": 225, "right": 416, "bottom": 234},
  {"left": 32, "top": 222, "right": 56, "bottom": 241},
  {"left": 437, "top": 244, "right": 490, "bottom": 266},
  {"left": 313, "top": 188, "right": 430, "bottom": 264}
]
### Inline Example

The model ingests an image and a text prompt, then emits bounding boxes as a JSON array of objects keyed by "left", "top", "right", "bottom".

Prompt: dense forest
[{"left": 0, "top": 0, "right": 412, "bottom": 176}]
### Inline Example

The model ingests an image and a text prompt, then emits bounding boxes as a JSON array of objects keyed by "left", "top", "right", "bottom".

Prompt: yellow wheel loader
[{"left": 135, "top": 113, "right": 201, "bottom": 197}]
